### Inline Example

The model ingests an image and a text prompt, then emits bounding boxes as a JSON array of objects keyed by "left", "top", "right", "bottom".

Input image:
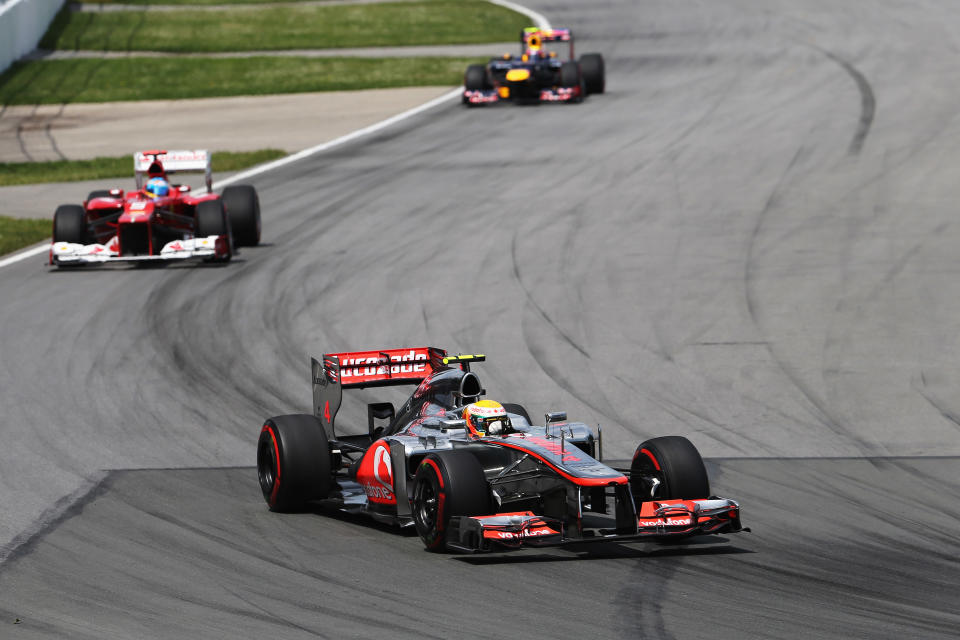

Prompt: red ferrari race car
[
  {"left": 462, "top": 27, "right": 605, "bottom": 105},
  {"left": 256, "top": 347, "right": 746, "bottom": 553},
  {"left": 49, "top": 150, "right": 260, "bottom": 266}
]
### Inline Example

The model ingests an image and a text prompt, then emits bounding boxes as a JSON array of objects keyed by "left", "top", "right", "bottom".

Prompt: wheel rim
[
  {"left": 257, "top": 436, "right": 277, "bottom": 499},
  {"left": 414, "top": 476, "right": 439, "bottom": 533},
  {"left": 631, "top": 449, "right": 666, "bottom": 499}
]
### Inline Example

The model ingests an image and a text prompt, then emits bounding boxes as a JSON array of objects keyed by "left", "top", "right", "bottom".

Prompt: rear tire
[
  {"left": 464, "top": 64, "right": 488, "bottom": 91},
  {"left": 221, "top": 184, "right": 260, "bottom": 247},
  {"left": 630, "top": 436, "right": 710, "bottom": 502},
  {"left": 412, "top": 450, "right": 491, "bottom": 551},
  {"left": 53, "top": 205, "right": 88, "bottom": 244},
  {"left": 580, "top": 53, "right": 605, "bottom": 94},
  {"left": 86, "top": 190, "right": 113, "bottom": 201},
  {"left": 501, "top": 403, "right": 532, "bottom": 424},
  {"left": 257, "top": 414, "right": 333, "bottom": 512}
]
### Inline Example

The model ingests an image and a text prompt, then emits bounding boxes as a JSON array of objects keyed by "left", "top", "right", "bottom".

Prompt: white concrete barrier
[{"left": 0, "top": 0, "right": 65, "bottom": 75}]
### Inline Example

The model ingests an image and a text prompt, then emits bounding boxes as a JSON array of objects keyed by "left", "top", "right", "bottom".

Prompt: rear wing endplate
[
  {"left": 312, "top": 347, "right": 447, "bottom": 437},
  {"left": 134, "top": 149, "right": 212, "bottom": 192}
]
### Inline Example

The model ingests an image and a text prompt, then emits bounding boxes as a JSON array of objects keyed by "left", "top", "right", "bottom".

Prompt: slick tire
[
  {"left": 630, "top": 436, "right": 710, "bottom": 502},
  {"left": 413, "top": 451, "right": 491, "bottom": 552},
  {"left": 580, "top": 53, "right": 605, "bottom": 95},
  {"left": 258, "top": 414, "right": 333, "bottom": 512},
  {"left": 86, "top": 190, "right": 113, "bottom": 201},
  {"left": 501, "top": 403, "right": 532, "bottom": 424},
  {"left": 221, "top": 184, "right": 261, "bottom": 247},
  {"left": 52, "top": 204, "right": 88, "bottom": 244},
  {"left": 464, "top": 64, "right": 488, "bottom": 91},
  {"left": 560, "top": 61, "right": 582, "bottom": 89},
  {"left": 195, "top": 199, "right": 232, "bottom": 262}
]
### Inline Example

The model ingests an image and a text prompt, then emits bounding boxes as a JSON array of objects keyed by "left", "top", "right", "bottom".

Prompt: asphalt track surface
[{"left": 1, "top": 0, "right": 959, "bottom": 637}]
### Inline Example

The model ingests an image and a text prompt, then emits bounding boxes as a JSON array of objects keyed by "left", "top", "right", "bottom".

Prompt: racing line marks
[{"left": 816, "top": 48, "right": 876, "bottom": 156}]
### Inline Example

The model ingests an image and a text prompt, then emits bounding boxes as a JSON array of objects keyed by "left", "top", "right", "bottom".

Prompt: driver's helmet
[
  {"left": 145, "top": 177, "right": 170, "bottom": 198},
  {"left": 463, "top": 400, "right": 512, "bottom": 438},
  {"left": 524, "top": 31, "right": 543, "bottom": 60}
]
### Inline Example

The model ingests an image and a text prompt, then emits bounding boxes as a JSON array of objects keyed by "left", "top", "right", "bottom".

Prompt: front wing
[
  {"left": 463, "top": 87, "right": 582, "bottom": 105},
  {"left": 446, "top": 498, "right": 745, "bottom": 553},
  {"left": 50, "top": 235, "right": 229, "bottom": 265}
]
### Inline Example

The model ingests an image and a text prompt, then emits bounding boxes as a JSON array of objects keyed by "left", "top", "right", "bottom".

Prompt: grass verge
[
  {"left": 44, "top": 2, "right": 528, "bottom": 52},
  {"left": 0, "top": 56, "right": 478, "bottom": 105},
  {"left": 0, "top": 149, "right": 287, "bottom": 187},
  {"left": 79, "top": 0, "right": 325, "bottom": 4},
  {"left": 0, "top": 217, "right": 49, "bottom": 257}
]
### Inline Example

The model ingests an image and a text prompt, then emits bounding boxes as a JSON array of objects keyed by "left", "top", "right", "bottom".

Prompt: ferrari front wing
[{"left": 50, "top": 235, "right": 229, "bottom": 265}]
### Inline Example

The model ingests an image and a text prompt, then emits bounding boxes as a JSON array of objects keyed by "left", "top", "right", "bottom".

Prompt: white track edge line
[
  {"left": 1, "top": 1, "right": 549, "bottom": 271},
  {"left": 488, "top": 0, "right": 551, "bottom": 30},
  {"left": 0, "top": 242, "right": 49, "bottom": 269}
]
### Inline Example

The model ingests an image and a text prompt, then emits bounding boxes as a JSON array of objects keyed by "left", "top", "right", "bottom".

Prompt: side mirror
[
  {"left": 367, "top": 402, "right": 394, "bottom": 440},
  {"left": 545, "top": 411, "right": 567, "bottom": 438}
]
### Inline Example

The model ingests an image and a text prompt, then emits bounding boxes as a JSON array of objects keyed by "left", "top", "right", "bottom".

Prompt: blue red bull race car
[
  {"left": 256, "top": 347, "right": 746, "bottom": 552},
  {"left": 49, "top": 150, "right": 260, "bottom": 266},
  {"left": 463, "top": 27, "right": 605, "bottom": 105}
]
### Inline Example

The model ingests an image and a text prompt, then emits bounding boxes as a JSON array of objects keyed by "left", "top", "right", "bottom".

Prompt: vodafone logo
[
  {"left": 373, "top": 445, "right": 393, "bottom": 494},
  {"left": 638, "top": 518, "right": 691, "bottom": 527}
]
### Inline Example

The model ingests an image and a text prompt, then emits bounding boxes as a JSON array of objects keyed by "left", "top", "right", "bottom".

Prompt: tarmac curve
[{"left": 1, "top": 0, "right": 959, "bottom": 638}]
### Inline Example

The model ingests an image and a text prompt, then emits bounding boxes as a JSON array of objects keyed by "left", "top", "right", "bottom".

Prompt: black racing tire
[
  {"left": 464, "top": 64, "right": 488, "bottom": 91},
  {"left": 412, "top": 450, "right": 491, "bottom": 552},
  {"left": 195, "top": 199, "right": 232, "bottom": 261},
  {"left": 221, "top": 184, "right": 261, "bottom": 247},
  {"left": 579, "top": 53, "right": 605, "bottom": 95},
  {"left": 86, "top": 190, "right": 113, "bottom": 201},
  {"left": 630, "top": 436, "right": 710, "bottom": 503},
  {"left": 257, "top": 414, "right": 333, "bottom": 512},
  {"left": 560, "top": 60, "right": 581, "bottom": 89},
  {"left": 52, "top": 204, "right": 88, "bottom": 244},
  {"left": 501, "top": 403, "right": 532, "bottom": 424}
]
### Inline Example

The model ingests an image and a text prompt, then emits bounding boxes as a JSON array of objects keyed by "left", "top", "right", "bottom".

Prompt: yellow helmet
[{"left": 463, "top": 400, "right": 512, "bottom": 439}]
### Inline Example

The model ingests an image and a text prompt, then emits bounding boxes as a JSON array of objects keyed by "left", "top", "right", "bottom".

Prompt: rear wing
[
  {"left": 312, "top": 347, "right": 447, "bottom": 437},
  {"left": 134, "top": 149, "right": 212, "bottom": 191}
]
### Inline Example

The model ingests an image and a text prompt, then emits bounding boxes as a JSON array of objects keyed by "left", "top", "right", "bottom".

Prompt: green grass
[
  {"left": 0, "top": 56, "right": 478, "bottom": 105},
  {"left": 0, "top": 149, "right": 287, "bottom": 187},
  {"left": 0, "top": 217, "right": 50, "bottom": 256},
  {"left": 79, "top": 0, "right": 324, "bottom": 4},
  {"left": 43, "top": 2, "right": 527, "bottom": 52}
]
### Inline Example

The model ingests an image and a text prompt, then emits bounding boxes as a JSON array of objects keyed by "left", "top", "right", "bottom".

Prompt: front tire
[
  {"left": 630, "top": 436, "right": 710, "bottom": 503},
  {"left": 464, "top": 64, "right": 488, "bottom": 91},
  {"left": 195, "top": 199, "right": 232, "bottom": 261},
  {"left": 257, "top": 414, "right": 333, "bottom": 512},
  {"left": 560, "top": 61, "right": 581, "bottom": 89},
  {"left": 412, "top": 450, "right": 491, "bottom": 551},
  {"left": 580, "top": 53, "right": 605, "bottom": 94},
  {"left": 53, "top": 205, "right": 88, "bottom": 244},
  {"left": 221, "top": 184, "right": 261, "bottom": 247}
]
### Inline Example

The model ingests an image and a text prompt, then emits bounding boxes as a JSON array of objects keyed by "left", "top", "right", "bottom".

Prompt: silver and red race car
[
  {"left": 256, "top": 347, "right": 746, "bottom": 553},
  {"left": 463, "top": 27, "right": 605, "bottom": 105},
  {"left": 49, "top": 150, "right": 260, "bottom": 266}
]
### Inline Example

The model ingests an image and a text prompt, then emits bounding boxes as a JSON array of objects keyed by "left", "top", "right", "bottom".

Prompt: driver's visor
[{"left": 474, "top": 414, "right": 512, "bottom": 435}]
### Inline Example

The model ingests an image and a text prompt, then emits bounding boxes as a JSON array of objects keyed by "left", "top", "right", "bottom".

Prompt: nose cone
[{"left": 119, "top": 199, "right": 155, "bottom": 223}]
